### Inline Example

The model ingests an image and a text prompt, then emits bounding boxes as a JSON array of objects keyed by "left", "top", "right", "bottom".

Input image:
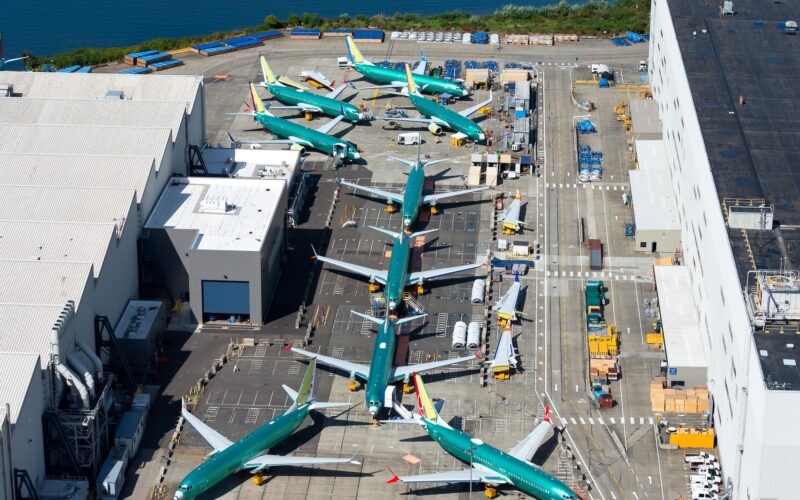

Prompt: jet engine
[
  {"left": 427, "top": 123, "right": 443, "bottom": 135},
  {"left": 289, "top": 144, "right": 307, "bottom": 155}
]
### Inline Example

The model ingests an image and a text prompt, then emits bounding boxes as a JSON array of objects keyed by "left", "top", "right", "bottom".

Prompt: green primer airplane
[
  {"left": 376, "top": 64, "right": 493, "bottom": 142},
  {"left": 339, "top": 145, "right": 489, "bottom": 231},
  {"left": 387, "top": 374, "right": 582, "bottom": 500},
  {"left": 343, "top": 36, "right": 468, "bottom": 98},
  {"left": 312, "top": 226, "right": 483, "bottom": 312},
  {"left": 292, "top": 310, "right": 477, "bottom": 416},
  {"left": 175, "top": 359, "right": 360, "bottom": 500},
  {"left": 228, "top": 83, "right": 360, "bottom": 161},
  {"left": 256, "top": 56, "right": 369, "bottom": 122}
]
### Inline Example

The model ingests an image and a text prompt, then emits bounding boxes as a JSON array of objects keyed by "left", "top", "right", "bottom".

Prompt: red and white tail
[
  {"left": 544, "top": 405, "right": 551, "bottom": 423},
  {"left": 386, "top": 467, "right": 401, "bottom": 484}
]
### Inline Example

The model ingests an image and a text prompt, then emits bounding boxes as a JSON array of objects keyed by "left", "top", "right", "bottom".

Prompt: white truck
[{"left": 397, "top": 132, "right": 421, "bottom": 145}]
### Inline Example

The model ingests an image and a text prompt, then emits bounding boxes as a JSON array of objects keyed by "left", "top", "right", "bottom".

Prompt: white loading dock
[
  {"left": 0, "top": 352, "right": 45, "bottom": 495},
  {"left": 654, "top": 265, "right": 708, "bottom": 387},
  {"left": 145, "top": 177, "right": 288, "bottom": 326},
  {"left": 629, "top": 141, "right": 681, "bottom": 254},
  {"left": 629, "top": 100, "right": 662, "bottom": 141}
]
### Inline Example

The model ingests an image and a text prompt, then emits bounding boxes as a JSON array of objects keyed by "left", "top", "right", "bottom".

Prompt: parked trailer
[
  {"left": 467, "top": 322, "right": 481, "bottom": 348},
  {"left": 451, "top": 321, "right": 467, "bottom": 349},
  {"left": 588, "top": 239, "right": 603, "bottom": 270},
  {"left": 471, "top": 279, "right": 485, "bottom": 304}
]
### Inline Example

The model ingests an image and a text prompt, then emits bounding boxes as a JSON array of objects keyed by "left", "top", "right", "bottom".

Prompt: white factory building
[
  {"left": 649, "top": 0, "right": 800, "bottom": 497},
  {"left": 630, "top": 140, "right": 681, "bottom": 254}
]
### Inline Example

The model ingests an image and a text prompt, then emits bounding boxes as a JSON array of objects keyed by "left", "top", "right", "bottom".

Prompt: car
[
  {"left": 685, "top": 454, "right": 717, "bottom": 466},
  {"left": 690, "top": 474, "right": 722, "bottom": 485},
  {"left": 690, "top": 479, "right": 720, "bottom": 492},
  {"left": 691, "top": 491, "right": 717, "bottom": 500}
]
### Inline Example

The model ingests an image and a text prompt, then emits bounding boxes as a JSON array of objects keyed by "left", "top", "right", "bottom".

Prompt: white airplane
[
  {"left": 299, "top": 70, "right": 336, "bottom": 91},
  {"left": 498, "top": 190, "right": 524, "bottom": 233},
  {"left": 492, "top": 273, "right": 523, "bottom": 323},
  {"left": 488, "top": 325, "right": 518, "bottom": 372}
]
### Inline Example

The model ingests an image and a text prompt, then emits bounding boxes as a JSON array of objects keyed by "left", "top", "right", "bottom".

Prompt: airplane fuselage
[
  {"left": 268, "top": 84, "right": 365, "bottom": 122},
  {"left": 176, "top": 404, "right": 310, "bottom": 499},
  {"left": 254, "top": 113, "right": 360, "bottom": 161},
  {"left": 408, "top": 93, "right": 486, "bottom": 142},
  {"left": 364, "top": 321, "right": 399, "bottom": 414},
  {"left": 354, "top": 63, "right": 468, "bottom": 97},
  {"left": 384, "top": 236, "right": 411, "bottom": 311},
  {"left": 401, "top": 166, "right": 426, "bottom": 229},
  {"left": 427, "top": 422, "right": 578, "bottom": 500}
]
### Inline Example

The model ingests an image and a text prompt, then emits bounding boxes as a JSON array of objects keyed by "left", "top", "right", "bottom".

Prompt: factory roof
[
  {"left": 634, "top": 140, "right": 667, "bottom": 170},
  {"left": 753, "top": 333, "right": 800, "bottom": 391},
  {"left": 668, "top": 0, "right": 800, "bottom": 280},
  {"left": 0, "top": 71, "right": 202, "bottom": 114},
  {"left": 0, "top": 305, "right": 65, "bottom": 370},
  {"left": 0, "top": 221, "right": 117, "bottom": 278},
  {"left": 145, "top": 177, "right": 286, "bottom": 251},
  {"left": 654, "top": 265, "right": 708, "bottom": 369},
  {"left": 0, "top": 153, "right": 155, "bottom": 204},
  {"left": 0, "top": 351, "right": 41, "bottom": 423},
  {"left": 629, "top": 99, "right": 662, "bottom": 138},
  {"left": 0, "top": 97, "right": 187, "bottom": 140},
  {"left": 0, "top": 185, "right": 135, "bottom": 227},
  {"left": 629, "top": 169, "right": 680, "bottom": 232},
  {"left": 0, "top": 260, "right": 93, "bottom": 311},
  {"left": 0, "top": 124, "right": 172, "bottom": 172},
  {"left": 201, "top": 147, "right": 300, "bottom": 180}
]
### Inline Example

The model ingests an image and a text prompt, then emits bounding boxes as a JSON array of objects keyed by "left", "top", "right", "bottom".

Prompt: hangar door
[{"left": 202, "top": 280, "right": 250, "bottom": 319}]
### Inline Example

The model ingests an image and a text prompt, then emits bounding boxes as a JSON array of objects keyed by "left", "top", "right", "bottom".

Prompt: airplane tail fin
[
  {"left": 288, "top": 357, "right": 316, "bottom": 407},
  {"left": 543, "top": 405, "right": 551, "bottom": 424},
  {"left": 345, "top": 36, "right": 366, "bottom": 65},
  {"left": 394, "top": 313, "right": 427, "bottom": 326},
  {"left": 404, "top": 63, "right": 419, "bottom": 96},
  {"left": 413, "top": 374, "right": 441, "bottom": 423},
  {"left": 369, "top": 225, "right": 401, "bottom": 240},
  {"left": 260, "top": 55, "right": 277, "bottom": 85},
  {"left": 350, "top": 310, "right": 386, "bottom": 327},
  {"left": 248, "top": 82, "right": 271, "bottom": 116},
  {"left": 408, "top": 228, "right": 438, "bottom": 240}
]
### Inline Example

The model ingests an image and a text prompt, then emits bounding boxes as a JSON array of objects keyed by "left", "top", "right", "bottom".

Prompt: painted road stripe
[
  {"left": 570, "top": 417, "right": 577, "bottom": 425},
  {"left": 579, "top": 417, "right": 586, "bottom": 425},
  {"left": 589, "top": 418, "right": 595, "bottom": 425},
  {"left": 598, "top": 417, "right": 604, "bottom": 425},
  {"left": 640, "top": 417, "right": 645, "bottom": 425},
  {"left": 649, "top": 417, "right": 654, "bottom": 425},
  {"left": 630, "top": 417, "right": 635, "bottom": 424},
  {"left": 610, "top": 417, "right": 616, "bottom": 424}
]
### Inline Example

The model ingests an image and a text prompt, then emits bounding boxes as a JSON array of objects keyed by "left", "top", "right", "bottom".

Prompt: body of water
[{"left": 2, "top": 1, "right": 562, "bottom": 58}]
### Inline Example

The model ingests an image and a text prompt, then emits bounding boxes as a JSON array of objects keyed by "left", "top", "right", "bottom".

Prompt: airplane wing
[
  {"left": 340, "top": 180, "right": 404, "bottom": 204},
  {"left": 508, "top": 408, "right": 553, "bottom": 461},
  {"left": 489, "top": 329, "right": 517, "bottom": 369},
  {"left": 458, "top": 90, "right": 494, "bottom": 118},
  {"left": 407, "top": 262, "right": 483, "bottom": 284},
  {"left": 325, "top": 83, "right": 349, "bottom": 100},
  {"left": 389, "top": 466, "right": 510, "bottom": 485},
  {"left": 291, "top": 347, "right": 370, "bottom": 380},
  {"left": 492, "top": 281, "right": 521, "bottom": 320},
  {"left": 227, "top": 132, "right": 296, "bottom": 146},
  {"left": 391, "top": 354, "right": 477, "bottom": 381},
  {"left": 243, "top": 454, "right": 360, "bottom": 473},
  {"left": 181, "top": 401, "right": 232, "bottom": 453},
  {"left": 375, "top": 116, "right": 434, "bottom": 125},
  {"left": 315, "top": 114, "right": 345, "bottom": 134},
  {"left": 422, "top": 186, "right": 489, "bottom": 204},
  {"left": 313, "top": 252, "right": 389, "bottom": 284},
  {"left": 3, "top": 56, "right": 28, "bottom": 64}
]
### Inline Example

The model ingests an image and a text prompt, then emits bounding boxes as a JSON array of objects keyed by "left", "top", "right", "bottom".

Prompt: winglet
[
  {"left": 544, "top": 405, "right": 551, "bottom": 424},
  {"left": 404, "top": 63, "right": 418, "bottom": 95},
  {"left": 345, "top": 36, "right": 364, "bottom": 65},
  {"left": 260, "top": 55, "right": 277, "bottom": 85},
  {"left": 386, "top": 467, "right": 401, "bottom": 484},
  {"left": 310, "top": 245, "right": 318, "bottom": 260}
]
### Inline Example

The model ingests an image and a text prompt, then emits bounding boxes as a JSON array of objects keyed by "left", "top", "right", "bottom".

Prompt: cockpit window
[{"left": 180, "top": 485, "right": 192, "bottom": 490}]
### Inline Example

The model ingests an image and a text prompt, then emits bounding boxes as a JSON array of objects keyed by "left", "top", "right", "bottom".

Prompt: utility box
[
  {"left": 114, "top": 300, "right": 166, "bottom": 377},
  {"left": 114, "top": 411, "right": 145, "bottom": 458},
  {"left": 588, "top": 239, "right": 603, "bottom": 270}
]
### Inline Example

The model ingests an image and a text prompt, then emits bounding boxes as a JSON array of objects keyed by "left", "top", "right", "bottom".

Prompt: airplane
[
  {"left": 228, "top": 83, "right": 360, "bottom": 161},
  {"left": 343, "top": 36, "right": 468, "bottom": 97},
  {"left": 174, "top": 359, "right": 361, "bottom": 500},
  {"left": 492, "top": 273, "right": 523, "bottom": 324},
  {"left": 0, "top": 34, "right": 27, "bottom": 71},
  {"left": 312, "top": 226, "right": 483, "bottom": 312},
  {"left": 339, "top": 145, "right": 489, "bottom": 231},
  {"left": 256, "top": 56, "right": 369, "bottom": 122},
  {"left": 488, "top": 324, "right": 519, "bottom": 376},
  {"left": 292, "top": 310, "right": 477, "bottom": 416},
  {"left": 498, "top": 190, "right": 524, "bottom": 233},
  {"left": 374, "top": 64, "right": 492, "bottom": 142},
  {"left": 299, "top": 69, "right": 335, "bottom": 91},
  {"left": 386, "top": 373, "right": 581, "bottom": 500}
]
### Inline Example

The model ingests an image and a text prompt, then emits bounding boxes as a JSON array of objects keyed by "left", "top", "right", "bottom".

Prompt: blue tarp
[
  {"left": 149, "top": 60, "right": 182, "bottom": 70},
  {"left": 75, "top": 66, "right": 92, "bottom": 73},
  {"left": 250, "top": 31, "right": 283, "bottom": 40},
  {"left": 119, "top": 67, "right": 151, "bottom": 74},
  {"left": 57, "top": 65, "right": 81, "bottom": 73},
  {"left": 353, "top": 29, "right": 384, "bottom": 40},
  {"left": 290, "top": 29, "right": 321, "bottom": 37},
  {"left": 192, "top": 41, "right": 225, "bottom": 51},
  {"left": 138, "top": 53, "right": 171, "bottom": 64},
  {"left": 125, "top": 49, "right": 159, "bottom": 59}
]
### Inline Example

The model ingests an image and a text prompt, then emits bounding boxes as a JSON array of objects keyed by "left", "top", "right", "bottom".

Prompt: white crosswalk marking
[
  {"left": 640, "top": 417, "right": 645, "bottom": 425},
  {"left": 560, "top": 417, "right": 568, "bottom": 426},
  {"left": 649, "top": 417, "right": 654, "bottom": 425},
  {"left": 610, "top": 417, "right": 616, "bottom": 424},
  {"left": 589, "top": 418, "right": 595, "bottom": 425},
  {"left": 630, "top": 417, "right": 635, "bottom": 424},
  {"left": 598, "top": 417, "right": 604, "bottom": 425},
  {"left": 570, "top": 417, "right": 577, "bottom": 425},
  {"left": 579, "top": 417, "right": 586, "bottom": 425}
]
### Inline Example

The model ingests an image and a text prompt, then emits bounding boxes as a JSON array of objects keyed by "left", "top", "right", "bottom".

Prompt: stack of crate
[{"left": 650, "top": 378, "right": 710, "bottom": 413}]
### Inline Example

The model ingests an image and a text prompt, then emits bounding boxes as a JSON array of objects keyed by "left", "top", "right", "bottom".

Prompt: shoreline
[{"left": 25, "top": 1, "right": 649, "bottom": 70}]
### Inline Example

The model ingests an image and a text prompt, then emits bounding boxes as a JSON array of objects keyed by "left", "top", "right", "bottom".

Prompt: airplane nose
[
  {"left": 174, "top": 492, "right": 184, "bottom": 500},
  {"left": 404, "top": 218, "right": 412, "bottom": 227},
  {"left": 369, "top": 405, "right": 379, "bottom": 415},
  {"left": 478, "top": 133, "right": 486, "bottom": 141},
  {"left": 352, "top": 152, "right": 361, "bottom": 159},
  {"left": 389, "top": 301, "right": 397, "bottom": 310}
]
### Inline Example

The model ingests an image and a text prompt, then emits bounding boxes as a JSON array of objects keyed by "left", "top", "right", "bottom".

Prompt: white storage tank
[
  {"left": 451, "top": 321, "right": 467, "bottom": 349},
  {"left": 471, "top": 279, "right": 485, "bottom": 304},
  {"left": 467, "top": 322, "right": 481, "bottom": 348}
]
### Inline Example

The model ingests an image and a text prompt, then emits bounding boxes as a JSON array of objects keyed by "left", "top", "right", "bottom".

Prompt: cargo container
[
  {"left": 136, "top": 52, "right": 171, "bottom": 68},
  {"left": 114, "top": 411, "right": 145, "bottom": 457},
  {"left": 466, "top": 322, "right": 481, "bottom": 348},
  {"left": 471, "top": 279, "right": 485, "bottom": 304},
  {"left": 124, "top": 50, "right": 159, "bottom": 65},
  {"left": 588, "top": 239, "right": 603, "bottom": 270},
  {"left": 669, "top": 428, "right": 715, "bottom": 449},
  {"left": 97, "top": 447, "right": 129, "bottom": 500},
  {"left": 451, "top": 321, "right": 467, "bottom": 349}
]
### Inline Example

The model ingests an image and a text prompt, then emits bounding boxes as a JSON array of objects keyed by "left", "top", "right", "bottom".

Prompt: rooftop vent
[
  {"left": 782, "top": 359, "right": 797, "bottom": 366},
  {"left": 721, "top": 1, "right": 735, "bottom": 15},
  {"left": 760, "top": 349, "right": 769, "bottom": 357},
  {"left": 200, "top": 195, "right": 234, "bottom": 214},
  {"left": 786, "top": 21, "right": 798, "bottom": 35},
  {"left": 104, "top": 90, "right": 124, "bottom": 100}
]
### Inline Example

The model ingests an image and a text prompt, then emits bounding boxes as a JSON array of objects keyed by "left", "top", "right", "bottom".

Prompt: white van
[{"left": 397, "top": 132, "right": 421, "bottom": 145}]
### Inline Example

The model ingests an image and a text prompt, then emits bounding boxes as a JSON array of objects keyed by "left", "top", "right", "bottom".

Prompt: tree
[
  {"left": 287, "top": 12, "right": 300, "bottom": 26},
  {"left": 262, "top": 15, "right": 281, "bottom": 29}
]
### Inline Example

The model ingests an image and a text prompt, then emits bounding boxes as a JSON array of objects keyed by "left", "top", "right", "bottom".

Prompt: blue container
[
  {"left": 119, "top": 67, "right": 151, "bottom": 74},
  {"left": 515, "top": 109, "right": 526, "bottom": 118},
  {"left": 76, "top": 66, "right": 92, "bottom": 73},
  {"left": 125, "top": 49, "right": 159, "bottom": 59},
  {"left": 251, "top": 31, "right": 283, "bottom": 40},
  {"left": 57, "top": 65, "right": 81, "bottom": 73},
  {"left": 192, "top": 41, "right": 224, "bottom": 51}
]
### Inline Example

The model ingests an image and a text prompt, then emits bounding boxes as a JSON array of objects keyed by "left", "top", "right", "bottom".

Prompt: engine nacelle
[
  {"left": 428, "top": 123, "right": 443, "bottom": 135},
  {"left": 289, "top": 144, "right": 307, "bottom": 155}
]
